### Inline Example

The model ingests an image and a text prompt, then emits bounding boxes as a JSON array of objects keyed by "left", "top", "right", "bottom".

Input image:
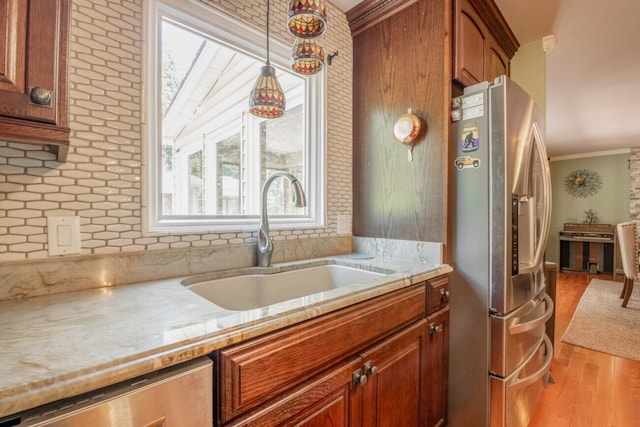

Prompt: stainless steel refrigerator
[{"left": 450, "top": 76, "right": 554, "bottom": 427}]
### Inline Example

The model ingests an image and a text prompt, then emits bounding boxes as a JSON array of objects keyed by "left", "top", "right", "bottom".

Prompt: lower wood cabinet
[
  {"left": 426, "top": 306, "right": 450, "bottom": 427},
  {"left": 359, "top": 319, "right": 429, "bottom": 426},
  {"left": 217, "top": 276, "right": 450, "bottom": 427}
]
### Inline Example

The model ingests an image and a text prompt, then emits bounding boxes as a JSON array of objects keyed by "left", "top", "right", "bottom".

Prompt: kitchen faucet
[{"left": 257, "top": 172, "right": 307, "bottom": 267}]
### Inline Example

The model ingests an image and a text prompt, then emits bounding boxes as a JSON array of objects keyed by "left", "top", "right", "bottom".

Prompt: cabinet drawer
[
  {"left": 225, "top": 357, "right": 362, "bottom": 427},
  {"left": 219, "top": 285, "right": 427, "bottom": 423},
  {"left": 427, "top": 275, "right": 450, "bottom": 314}
]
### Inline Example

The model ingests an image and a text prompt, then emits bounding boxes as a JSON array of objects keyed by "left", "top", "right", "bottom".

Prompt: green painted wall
[
  {"left": 511, "top": 39, "right": 547, "bottom": 115},
  {"left": 546, "top": 153, "right": 630, "bottom": 264}
]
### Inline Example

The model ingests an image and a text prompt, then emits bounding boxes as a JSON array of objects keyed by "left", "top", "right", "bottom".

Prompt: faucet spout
[{"left": 257, "top": 172, "right": 306, "bottom": 267}]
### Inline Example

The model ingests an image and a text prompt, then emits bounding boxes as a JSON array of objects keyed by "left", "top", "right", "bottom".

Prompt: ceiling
[{"left": 331, "top": 0, "right": 640, "bottom": 158}]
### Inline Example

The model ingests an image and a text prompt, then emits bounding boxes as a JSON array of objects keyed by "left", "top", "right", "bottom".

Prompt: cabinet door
[
  {"left": 360, "top": 319, "right": 428, "bottom": 427},
  {"left": 224, "top": 357, "right": 362, "bottom": 427},
  {"left": 0, "top": 0, "right": 66, "bottom": 123},
  {"left": 453, "top": 0, "right": 515, "bottom": 89},
  {"left": 0, "top": 0, "right": 70, "bottom": 160},
  {"left": 426, "top": 306, "right": 449, "bottom": 427},
  {"left": 486, "top": 35, "right": 509, "bottom": 82},
  {"left": 453, "top": 0, "right": 486, "bottom": 87},
  {"left": 0, "top": 0, "right": 28, "bottom": 96}
]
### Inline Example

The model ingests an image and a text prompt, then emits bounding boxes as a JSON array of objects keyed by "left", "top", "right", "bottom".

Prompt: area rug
[{"left": 561, "top": 279, "right": 640, "bottom": 361}]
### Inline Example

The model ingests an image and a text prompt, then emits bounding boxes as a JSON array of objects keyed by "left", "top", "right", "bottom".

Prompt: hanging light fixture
[
  {"left": 291, "top": 38, "right": 325, "bottom": 75},
  {"left": 287, "top": 0, "right": 327, "bottom": 39},
  {"left": 249, "top": 0, "right": 285, "bottom": 118}
]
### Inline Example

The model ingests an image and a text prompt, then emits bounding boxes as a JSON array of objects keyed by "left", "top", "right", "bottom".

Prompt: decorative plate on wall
[{"left": 564, "top": 169, "right": 603, "bottom": 198}]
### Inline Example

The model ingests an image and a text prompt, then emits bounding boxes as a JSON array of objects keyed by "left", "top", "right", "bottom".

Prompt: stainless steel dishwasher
[{"left": 0, "top": 357, "right": 213, "bottom": 427}]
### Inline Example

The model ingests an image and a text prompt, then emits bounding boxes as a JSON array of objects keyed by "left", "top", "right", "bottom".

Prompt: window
[{"left": 146, "top": 0, "right": 325, "bottom": 232}]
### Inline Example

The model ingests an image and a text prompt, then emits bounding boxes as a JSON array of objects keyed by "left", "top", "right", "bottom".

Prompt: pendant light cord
[{"left": 266, "top": 0, "right": 271, "bottom": 66}]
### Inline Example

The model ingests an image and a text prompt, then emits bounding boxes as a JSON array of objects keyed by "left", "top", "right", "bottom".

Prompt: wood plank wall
[{"left": 350, "top": 0, "right": 451, "bottom": 248}]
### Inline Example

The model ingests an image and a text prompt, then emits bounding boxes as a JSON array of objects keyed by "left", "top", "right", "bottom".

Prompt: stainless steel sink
[{"left": 185, "top": 264, "right": 389, "bottom": 311}]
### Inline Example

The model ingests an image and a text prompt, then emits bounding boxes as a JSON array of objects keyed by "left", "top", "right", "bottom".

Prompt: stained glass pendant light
[
  {"left": 291, "top": 38, "right": 325, "bottom": 75},
  {"left": 249, "top": 0, "right": 285, "bottom": 118},
  {"left": 287, "top": 0, "right": 327, "bottom": 39}
]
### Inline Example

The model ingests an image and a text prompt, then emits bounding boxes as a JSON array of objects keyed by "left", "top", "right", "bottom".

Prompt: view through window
[{"left": 152, "top": 8, "right": 320, "bottom": 230}]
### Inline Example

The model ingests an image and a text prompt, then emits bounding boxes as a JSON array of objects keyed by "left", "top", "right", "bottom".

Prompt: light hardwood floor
[{"left": 528, "top": 272, "right": 640, "bottom": 427}]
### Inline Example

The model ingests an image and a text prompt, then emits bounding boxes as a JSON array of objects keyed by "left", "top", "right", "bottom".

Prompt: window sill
[{"left": 144, "top": 217, "right": 325, "bottom": 235}]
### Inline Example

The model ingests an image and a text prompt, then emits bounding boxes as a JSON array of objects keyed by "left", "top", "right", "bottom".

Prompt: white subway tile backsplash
[
  {"left": 1, "top": 0, "right": 352, "bottom": 261},
  {"left": 0, "top": 147, "right": 24, "bottom": 157},
  {"left": 107, "top": 239, "right": 133, "bottom": 247},
  {"left": 0, "top": 253, "right": 25, "bottom": 262},
  {"left": 9, "top": 209, "right": 41, "bottom": 218},
  {"left": 9, "top": 242, "right": 44, "bottom": 253},
  {"left": 0, "top": 165, "right": 24, "bottom": 174},
  {"left": 28, "top": 234, "right": 48, "bottom": 243},
  {"left": 76, "top": 194, "right": 106, "bottom": 203},
  {"left": 0, "top": 235, "right": 26, "bottom": 245},
  {"left": 6, "top": 175, "right": 37, "bottom": 185},
  {"left": 26, "top": 218, "right": 46, "bottom": 227},
  {"left": 3, "top": 218, "right": 25, "bottom": 227},
  {"left": 6, "top": 192, "right": 38, "bottom": 201},
  {"left": 24, "top": 184, "right": 59, "bottom": 194},
  {"left": 10, "top": 226, "right": 42, "bottom": 236}
]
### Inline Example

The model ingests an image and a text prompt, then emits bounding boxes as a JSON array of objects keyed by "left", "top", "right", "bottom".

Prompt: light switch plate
[
  {"left": 47, "top": 216, "right": 81, "bottom": 256},
  {"left": 336, "top": 215, "right": 351, "bottom": 235}
]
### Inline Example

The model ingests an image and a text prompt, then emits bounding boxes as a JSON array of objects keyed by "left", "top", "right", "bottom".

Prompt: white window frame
[{"left": 144, "top": 0, "right": 326, "bottom": 233}]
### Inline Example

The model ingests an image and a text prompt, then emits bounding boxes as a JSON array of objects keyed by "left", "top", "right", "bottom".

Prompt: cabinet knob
[
  {"left": 30, "top": 87, "right": 53, "bottom": 106},
  {"left": 364, "top": 361, "right": 378, "bottom": 376},
  {"left": 352, "top": 369, "right": 367, "bottom": 386},
  {"left": 440, "top": 288, "right": 450, "bottom": 302},
  {"left": 429, "top": 323, "right": 443, "bottom": 335}
]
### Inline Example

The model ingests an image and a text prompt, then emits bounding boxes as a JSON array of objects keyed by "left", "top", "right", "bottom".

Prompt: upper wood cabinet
[
  {"left": 347, "top": 0, "right": 450, "bottom": 246},
  {"left": 453, "top": 0, "right": 518, "bottom": 89},
  {"left": 0, "top": 0, "right": 71, "bottom": 162},
  {"left": 486, "top": 36, "right": 509, "bottom": 81}
]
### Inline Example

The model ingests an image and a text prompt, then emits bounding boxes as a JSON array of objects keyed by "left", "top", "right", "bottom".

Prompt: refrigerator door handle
[
  {"left": 509, "top": 293, "right": 554, "bottom": 335},
  {"left": 531, "top": 123, "right": 552, "bottom": 269},
  {"left": 509, "top": 334, "right": 553, "bottom": 390}
]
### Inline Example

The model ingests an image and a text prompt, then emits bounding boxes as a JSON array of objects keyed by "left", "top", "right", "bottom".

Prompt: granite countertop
[{"left": 0, "top": 255, "right": 452, "bottom": 419}]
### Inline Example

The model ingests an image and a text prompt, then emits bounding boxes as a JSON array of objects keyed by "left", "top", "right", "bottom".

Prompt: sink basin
[{"left": 186, "top": 264, "right": 389, "bottom": 311}]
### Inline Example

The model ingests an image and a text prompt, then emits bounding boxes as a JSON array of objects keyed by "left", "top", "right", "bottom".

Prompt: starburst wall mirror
[{"left": 564, "top": 169, "right": 603, "bottom": 198}]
